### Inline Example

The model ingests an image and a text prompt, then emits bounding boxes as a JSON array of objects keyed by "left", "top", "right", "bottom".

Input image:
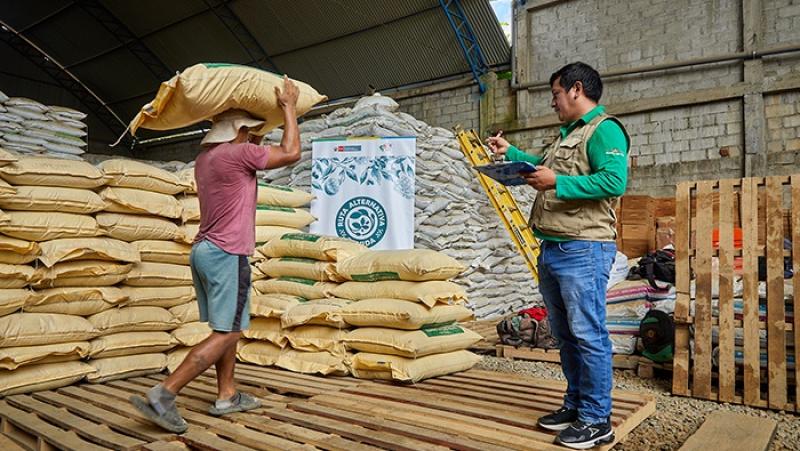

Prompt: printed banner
[{"left": 311, "top": 137, "right": 415, "bottom": 249}]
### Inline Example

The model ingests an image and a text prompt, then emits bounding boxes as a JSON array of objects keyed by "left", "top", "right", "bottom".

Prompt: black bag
[
  {"left": 639, "top": 309, "right": 674, "bottom": 363},
  {"left": 627, "top": 249, "right": 675, "bottom": 289}
]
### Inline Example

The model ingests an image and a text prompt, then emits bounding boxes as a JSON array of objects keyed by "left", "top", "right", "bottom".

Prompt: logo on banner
[{"left": 335, "top": 196, "right": 387, "bottom": 247}]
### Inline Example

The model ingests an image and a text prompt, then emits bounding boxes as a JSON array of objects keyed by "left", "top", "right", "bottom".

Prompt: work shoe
[
  {"left": 537, "top": 407, "right": 579, "bottom": 431},
  {"left": 129, "top": 395, "right": 188, "bottom": 434},
  {"left": 208, "top": 391, "right": 261, "bottom": 416},
  {"left": 555, "top": 419, "right": 614, "bottom": 449}
]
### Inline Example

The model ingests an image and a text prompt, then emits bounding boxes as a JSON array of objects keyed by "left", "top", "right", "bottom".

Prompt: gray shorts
[{"left": 190, "top": 240, "right": 251, "bottom": 332}]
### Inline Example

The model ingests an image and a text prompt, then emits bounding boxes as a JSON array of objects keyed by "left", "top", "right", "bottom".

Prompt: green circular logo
[{"left": 335, "top": 196, "right": 387, "bottom": 247}]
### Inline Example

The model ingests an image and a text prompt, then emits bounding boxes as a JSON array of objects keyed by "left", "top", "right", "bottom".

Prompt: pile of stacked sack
[{"left": 0, "top": 91, "right": 88, "bottom": 159}]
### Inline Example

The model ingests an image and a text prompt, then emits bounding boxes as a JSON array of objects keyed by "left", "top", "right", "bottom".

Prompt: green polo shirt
[{"left": 505, "top": 105, "right": 629, "bottom": 241}]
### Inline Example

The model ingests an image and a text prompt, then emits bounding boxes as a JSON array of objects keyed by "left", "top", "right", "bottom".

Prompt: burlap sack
[
  {"left": 242, "top": 318, "right": 286, "bottom": 347},
  {"left": 37, "top": 237, "right": 140, "bottom": 267},
  {"left": 133, "top": 240, "right": 191, "bottom": 265},
  {"left": 124, "top": 262, "right": 193, "bottom": 287},
  {"left": 99, "top": 186, "right": 183, "bottom": 219},
  {"left": 0, "top": 341, "right": 90, "bottom": 370},
  {"left": 24, "top": 298, "right": 116, "bottom": 316},
  {"left": 340, "top": 299, "right": 474, "bottom": 330},
  {"left": 88, "top": 306, "right": 178, "bottom": 335},
  {"left": 178, "top": 223, "right": 199, "bottom": 244},
  {"left": 336, "top": 249, "right": 465, "bottom": 282},
  {"left": 332, "top": 280, "right": 467, "bottom": 308},
  {"left": 89, "top": 331, "right": 174, "bottom": 358},
  {"left": 170, "top": 321, "right": 211, "bottom": 346},
  {"left": 96, "top": 213, "right": 182, "bottom": 242},
  {"left": 252, "top": 277, "right": 337, "bottom": 299},
  {"left": 254, "top": 206, "right": 316, "bottom": 228},
  {"left": 260, "top": 233, "right": 366, "bottom": 261},
  {"left": 257, "top": 183, "right": 314, "bottom": 208},
  {"left": 168, "top": 301, "right": 199, "bottom": 323},
  {"left": 33, "top": 260, "right": 133, "bottom": 288},
  {"left": 348, "top": 350, "right": 481, "bottom": 383},
  {"left": 258, "top": 257, "right": 343, "bottom": 282},
  {"left": 0, "top": 361, "right": 95, "bottom": 396},
  {"left": 0, "top": 234, "right": 38, "bottom": 255},
  {"left": 0, "top": 185, "right": 106, "bottom": 214},
  {"left": 86, "top": 353, "right": 166, "bottom": 383},
  {"left": 0, "top": 313, "right": 98, "bottom": 347},
  {"left": 99, "top": 159, "right": 187, "bottom": 195},
  {"left": 281, "top": 298, "right": 351, "bottom": 329},
  {"left": 0, "top": 211, "right": 99, "bottom": 241},
  {"left": 177, "top": 195, "right": 200, "bottom": 223},
  {"left": 251, "top": 265, "right": 268, "bottom": 282},
  {"left": 0, "top": 263, "right": 36, "bottom": 289},
  {"left": 285, "top": 325, "right": 347, "bottom": 354},
  {"left": 0, "top": 288, "right": 39, "bottom": 316},
  {"left": 166, "top": 346, "right": 191, "bottom": 373},
  {"left": 236, "top": 340, "right": 282, "bottom": 366},
  {"left": 0, "top": 157, "right": 108, "bottom": 188},
  {"left": 255, "top": 226, "right": 302, "bottom": 246},
  {"left": 275, "top": 349, "right": 349, "bottom": 376},
  {"left": 0, "top": 250, "right": 37, "bottom": 264},
  {"left": 343, "top": 325, "right": 482, "bottom": 358},
  {"left": 176, "top": 168, "right": 196, "bottom": 194},
  {"left": 33, "top": 286, "right": 127, "bottom": 306},
  {"left": 120, "top": 286, "right": 194, "bottom": 308},
  {"left": 0, "top": 147, "right": 18, "bottom": 166},
  {"left": 250, "top": 294, "right": 307, "bottom": 318}
]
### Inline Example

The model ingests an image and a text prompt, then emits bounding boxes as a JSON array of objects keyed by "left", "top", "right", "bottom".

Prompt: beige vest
[{"left": 529, "top": 113, "right": 629, "bottom": 241}]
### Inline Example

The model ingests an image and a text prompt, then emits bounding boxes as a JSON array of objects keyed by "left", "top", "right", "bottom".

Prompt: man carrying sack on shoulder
[
  {"left": 487, "top": 62, "right": 630, "bottom": 449},
  {"left": 131, "top": 75, "right": 302, "bottom": 433}
]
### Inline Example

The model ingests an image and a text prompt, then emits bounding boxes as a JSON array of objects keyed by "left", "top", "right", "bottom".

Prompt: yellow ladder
[{"left": 455, "top": 128, "right": 540, "bottom": 282}]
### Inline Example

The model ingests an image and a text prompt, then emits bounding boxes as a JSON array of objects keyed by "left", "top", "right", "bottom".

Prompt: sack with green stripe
[
  {"left": 339, "top": 298, "right": 473, "bottom": 330},
  {"left": 250, "top": 294, "right": 307, "bottom": 318},
  {"left": 255, "top": 205, "right": 316, "bottom": 228},
  {"left": 258, "top": 257, "right": 343, "bottom": 282},
  {"left": 252, "top": 276, "right": 338, "bottom": 300},
  {"left": 281, "top": 298, "right": 351, "bottom": 328},
  {"left": 332, "top": 280, "right": 467, "bottom": 308},
  {"left": 348, "top": 350, "right": 481, "bottom": 383},
  {"left": 260, "top": 233, "right": 366, "bottom": 262},
  {"left": 336, "top": 249, "right": 464, "bottom": 282},
  {"left": 257, "top": 183, "right": 314, "bottom": 207},
  {"left": 343, "top": 325, "right": 482, "bottom": 358}
]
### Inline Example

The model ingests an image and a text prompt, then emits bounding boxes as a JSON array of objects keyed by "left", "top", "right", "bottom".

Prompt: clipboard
[{"left": 473, "top": 161, "right": 538, "bottom": 186}]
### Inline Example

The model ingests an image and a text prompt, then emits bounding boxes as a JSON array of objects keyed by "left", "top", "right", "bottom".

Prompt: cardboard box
[
  {"left": 655, "top": 216, "right": 675, "bottom": 250},
  {"left": 620, "top": 196, "right": 654, "bottom": 225}
]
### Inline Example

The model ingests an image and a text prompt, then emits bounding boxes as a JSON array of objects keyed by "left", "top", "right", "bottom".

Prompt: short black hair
[{"left": 549, "top": 62, "right": 603, "bottom": 102}]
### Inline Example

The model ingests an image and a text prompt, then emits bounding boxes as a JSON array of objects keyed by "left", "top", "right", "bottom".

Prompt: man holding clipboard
[{"left": 486, "top": 62, "right": 630, "bottom": 450}]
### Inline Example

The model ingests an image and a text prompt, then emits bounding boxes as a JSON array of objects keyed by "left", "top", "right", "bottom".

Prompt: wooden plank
[
  {"left": 692, "top": 181, "right": 715, "bottom": 399},
  {"left": 0, "top": 433, "right": 26, "bottom": 451},
  {"left": 678, "top": 411, "right": 777, "bottom": 451},
  {"left": 741, "top": 177, "right": 762, "bottom": 405},
  {"left": 673, "top": 181, "right": 693, "bottom": 396},
  {"left": 497, "top": 345, "right": 640, "bottom": 369},
  {"left": 765, "top": 176, "right": 787, "bottom": 409},
  {"left": 179, "top": 430, "right": 259, "bottom": 451},
  {"left": 0, "top": 401, "right": 108, "bottom": 451},
  {"left": 717, "top": 179, "right": 736, "bottom": 402},
  {"left": 793, "top": 174, "right": 800, "bottom": 411},
  {"left": 140, "top": 442, "right": 188, "bottom": 451}
]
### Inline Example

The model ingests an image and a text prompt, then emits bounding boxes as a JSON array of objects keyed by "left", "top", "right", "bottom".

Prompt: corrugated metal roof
[{"left": 0, "top": 0, "right": 510, "bottom": 143}]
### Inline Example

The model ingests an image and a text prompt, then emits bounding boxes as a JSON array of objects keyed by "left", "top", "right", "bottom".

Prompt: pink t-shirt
[{"left": 194, "top": 142, "right": 269, "bottom": 255}]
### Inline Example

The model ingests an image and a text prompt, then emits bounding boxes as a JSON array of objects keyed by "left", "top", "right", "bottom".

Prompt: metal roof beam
[
  {"left": 18, "top": 2, "right": 75, "bottom": 33},
  {"left": 202, "top": 0, "right": 280, "bottom": 72},
  {"left": 439, "top": 0, "right": 491, "bottom": 93}
]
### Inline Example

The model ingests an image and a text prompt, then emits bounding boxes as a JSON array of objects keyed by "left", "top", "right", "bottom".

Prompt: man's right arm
[
  {"left": 264, "top": 75, "right": 301, "bottom": 169},
  {"left": 506, "top": 145, "right": 543, "bottom": 165}
]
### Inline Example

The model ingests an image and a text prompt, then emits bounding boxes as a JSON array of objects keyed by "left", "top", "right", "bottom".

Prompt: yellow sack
[
  {"left": 0, "top": 288, "right": 39, "bottom": 316},
  {"left": 340, "top": 299, "right": 474, "bottom": 330},
  {"left": 0, "top": 185, "right": 106, "bottom": 214},
  {"left": 261, "top": 233, "right": 366, "bottom": 261},
  {"left": 33, "top": 260, "right": 133, "bottom": 288},
  {"left": 37, "top": 237, "right": 141, "bottom": 267},
  {"left": 129, "top": 63, "right": 326, "bottom": 136},
  {"left": 252, "top": 277, "right": 338, "bottom": 300},
  {"left": 281, "top": 298, "right": 351, "bottom": 329},
  {"left": 99, "top": 159, "right": 187, "bottom": 195},
  {"left": 133, "top": 240, "right": 191, "bottom": 265},
  {"left": 258, "top": 257, "right": 342, "bottom": 282},
  {"left": 0, "top": 263, "right": 35, "bottom": 289},
  {"left": 0, "top": 147, "right": 18, "bottom": 166},
  {"left": 124, "top": 262, "right": 193, "bottom": 287},
  {"left": 166, "top": 346, "right": 191, "bottom": 373},
  {"left": 242, "top": 317, "right": 286, "bottom": 347},
  {"left": 179, "top": 222, "right": 199, "bottom": 244},
  {"left": 170, "top": 321, "right": 211, "bottom": 346},
  {"left": 336, "top": 249, "right": 465, "bottom": 282},
  {"left": 88, "top": 306, "right": 178, "bottom": 335},
  {"left": 99, "top": 186, "right": 182, "bottom": 219},
  {"left": 333, "top": 280, "right": 467, "bottom": 308},
  {"left": 0, "top": 211, "right": 99, "bottom": 241},
  {"left": 24, "top": 298, "right": 116, "bottom": 316},
  {"left": 251, "top": 265, "right": 268, "bottom": 282},
  {"left": 96, "top": 213, "right": 182, "bottom": 242},
  {"left": 251, "top": 294, "right": 307, "bottom": 318},
  {"left": 0, "top": 361, "right": 95, "bottom": 396},
  {"left": 178, "top": 195, "right": 200, "bottom": 223},
  {"left": 89, "top": 331, "right": 174, "bottom": 359},
  {"left": 275, "top": 349, "right": 349, "bottom": 376},
  {"left": 257, "top": 183, "right": 314, "bottom": 208},
  {"left": 343, "top": 325, "right": 482, "bottom": 358},
  {"left": 0, "top": 157, "right": 108, "bottom": 188},
  {"left": 236, "top": 340, "right": 282, "bottom": 366},
  {"left": 0, "top": 313, "right": 98, "bottom": 347},
  {"left": 255, "top": 225, "right": 302, "bottom": 246},
  {"left": 86, "top": 353, "right": 166, "bottom": 383},
  {"left": 0, "top": 341, "right": 90, "bottom": 370},
  {"left": 34, "top": 286, "right": 127, "bottom": 306},
  {"left": 120, "top": 286, "right": 194, "bottom": 308},
  {"left": 169, "top": 301, "right": 200, "bottom": 323},
  {"left": 176, "top": 169, "right": 196, "bottom": 194},
  {"left": 0, "top": 178, "right": 14, "bottom": 196},
  {"left": 348, "top": 350, "right": 481, "bottom": 383},
  {"left": 255, "top": 205, "right": 316, "bottom": 228},
  {"left": 0, "top": 250, "right": 37, "bottom": 264},
  {"left": 0, "top": 234, "right": 38, "bottom": 255},
  {"left": 285, "top": 325, "right": 346, "bottom": 354}
]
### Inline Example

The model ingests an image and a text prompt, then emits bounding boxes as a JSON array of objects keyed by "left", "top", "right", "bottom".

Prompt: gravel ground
[{"left": 477, "top": 356, "right": 800, "bottom": 450}]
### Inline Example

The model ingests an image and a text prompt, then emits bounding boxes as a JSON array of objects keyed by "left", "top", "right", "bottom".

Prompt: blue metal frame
[{"left": 439, "top": 0, "right": 491, "bottom": 93}]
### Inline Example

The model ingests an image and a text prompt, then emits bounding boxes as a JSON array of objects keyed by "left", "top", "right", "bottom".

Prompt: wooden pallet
[
  {"left": 672, "top": 176, "right": 800, "bottom": 412},
  {"left": 459, "top": 319, "right": 499, "bottom": 354},
  {"left": 0, "top": 365, "right": 655, "bottom": 450},
  {"left": 496, "top": 345, "right": 642, "bottom": 370}
]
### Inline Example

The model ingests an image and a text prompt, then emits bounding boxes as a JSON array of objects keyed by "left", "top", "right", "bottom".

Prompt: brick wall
[
  {"left": 765, "top": 91, "right": 800, "bottom": 175},
  {"left": 396, "top": 83, "right": 481, "bottom": 132}
]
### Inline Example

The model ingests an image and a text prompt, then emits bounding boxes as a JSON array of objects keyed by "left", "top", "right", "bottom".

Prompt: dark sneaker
[
  {"left": 537, "top": 407, "right": 579, "bottom": 431},
  {"left": 556, "top": 419, "right": 614, "bottom": 449},
  {"left": 208, "top": 391, "right": 261, "bottom": 416},
  {"left": 130, "top": 395, "right": 188, "bottom": 434}
]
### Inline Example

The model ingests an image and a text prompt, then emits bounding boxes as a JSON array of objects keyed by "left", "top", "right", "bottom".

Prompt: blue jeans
[{"left": 538, "top": 239, "right": 616, "bottom": 424}]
